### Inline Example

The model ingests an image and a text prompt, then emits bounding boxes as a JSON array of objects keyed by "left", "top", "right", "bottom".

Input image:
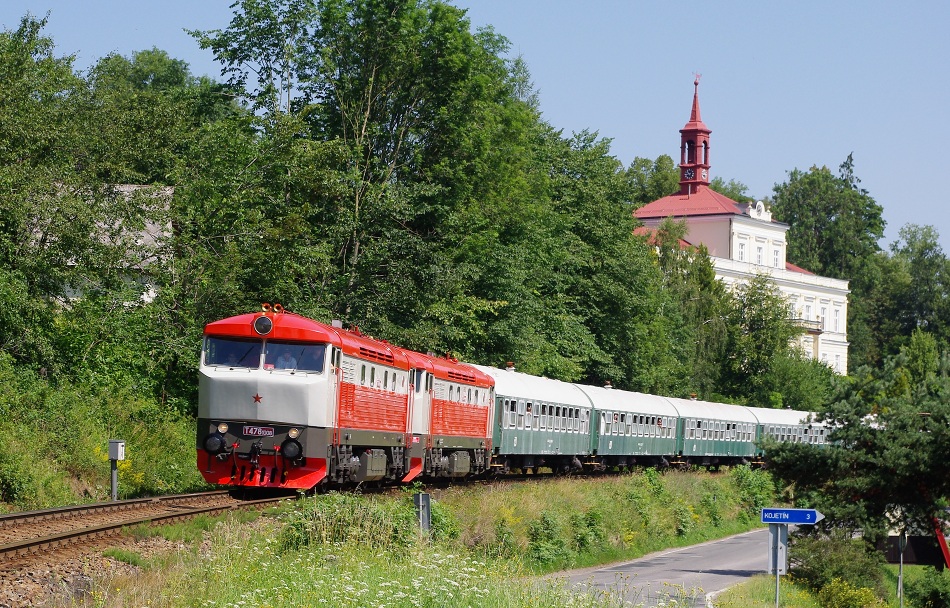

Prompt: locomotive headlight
[
  {"left": 288, "top": 427, "right": 300, "bottom": 439},
  {"left": 204, "top": 433, "right": 227, "bottom": 455},
  {"left": 281, "top": 439, "right": 302, "bottom": 460},
  {"left": 216, "top": 422, "right": 229, "bottom": 434},
  {"left": 253, "top": 316, "right": 273, "bottom": 335}
]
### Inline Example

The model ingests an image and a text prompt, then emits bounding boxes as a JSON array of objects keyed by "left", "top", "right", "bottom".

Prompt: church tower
[{"left": 679, "top": 77, "right": 711, "bottom": 195}]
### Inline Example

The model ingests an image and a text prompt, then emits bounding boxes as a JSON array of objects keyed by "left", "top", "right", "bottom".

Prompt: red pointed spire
[
  {"left": 684, "top": 74, "right": 709, "bottom": 132},
  {"left": 679, "top": 75, "right": 712, "bottom": 195}
]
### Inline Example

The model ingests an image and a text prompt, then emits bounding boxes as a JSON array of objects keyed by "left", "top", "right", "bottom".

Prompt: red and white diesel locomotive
[{"left": 197, "top": 304, "right": 495, "bottom": 489}]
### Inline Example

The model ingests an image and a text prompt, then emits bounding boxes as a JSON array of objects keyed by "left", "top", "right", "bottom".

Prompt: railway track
[{"left": 0, "top": 490, "right": 294, "bottom": 568}]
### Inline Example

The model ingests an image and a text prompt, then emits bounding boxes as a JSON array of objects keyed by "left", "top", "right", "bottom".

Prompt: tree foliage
[{"left": 768, "top": 350, "right": 950, "bottom": 544}]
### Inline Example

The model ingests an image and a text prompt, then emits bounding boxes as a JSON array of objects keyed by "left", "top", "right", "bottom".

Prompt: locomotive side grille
[
  {"left": 358, "top": 347, "right": 395, "bottom": 365},
  {"left": 447, "top": 370, "right": 476, "bottom": 383}
]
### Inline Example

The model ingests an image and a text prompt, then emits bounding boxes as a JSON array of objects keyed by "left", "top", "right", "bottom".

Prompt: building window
[
  {"left": 834, "top": 309, "right": 840, "bottom": 332},
  {"left": 738, "top": 242, "right": 745, "bottom": 262},
  {"left": 773, "top": 249, "right": 780, "bottom": 268},
  {"left": 835, "top": 354, "right": 841, "bottom": 372},
  {"left": 804, "top": 305, "right": 811, "bottom": 320},
  {"left": 820, "top": 307, "right": 827, "bottom": 330},
  {"left": 756, "top": 246, "right": 763, "bottom": 265}
]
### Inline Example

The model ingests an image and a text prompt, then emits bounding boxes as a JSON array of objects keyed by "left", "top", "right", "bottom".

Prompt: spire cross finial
[{"left": 693, "top": 72, "right": 702, "bottom": 88}]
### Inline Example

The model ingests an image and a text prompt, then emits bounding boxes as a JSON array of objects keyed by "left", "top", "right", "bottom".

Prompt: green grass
[
  {"left": 712, "top": 575, "right": 821, "bottom": 607},
  {"left": 54, "top": 468, "right": 779, "bottom": 608}
]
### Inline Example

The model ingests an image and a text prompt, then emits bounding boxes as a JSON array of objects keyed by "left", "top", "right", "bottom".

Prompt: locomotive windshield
[
  {"left": 204, "top": 337, "right": 262, "bottom": 368},
  {"left": 204, "top": 336, "right": 327, "bottom": 373},
  {"left": 264, "top": 341, "right": 326, "bottom": 372}
]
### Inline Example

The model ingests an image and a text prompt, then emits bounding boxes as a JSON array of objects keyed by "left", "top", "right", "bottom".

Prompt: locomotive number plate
[{"left": 243, "top": 426, "right": 275, "bottom": 437}]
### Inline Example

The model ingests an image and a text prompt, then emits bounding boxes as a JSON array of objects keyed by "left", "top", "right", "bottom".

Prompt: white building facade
[{"left": 635, "top": 80, "right": 849, "bottom": 373}]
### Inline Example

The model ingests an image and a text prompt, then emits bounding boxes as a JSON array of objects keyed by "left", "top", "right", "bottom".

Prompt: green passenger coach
[
  {"left": 474, "top": 365, "right": 593, "bottom": 474},
  {"left": 575, "top": 385, "right": 679, "bottom": 468}
]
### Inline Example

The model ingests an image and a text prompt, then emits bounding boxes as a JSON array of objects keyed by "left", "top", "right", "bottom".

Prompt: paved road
[{"left": 558, "top": 528, "right": 769, "bottom": 607}]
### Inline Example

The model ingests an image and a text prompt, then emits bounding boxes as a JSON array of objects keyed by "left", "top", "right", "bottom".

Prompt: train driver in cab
[{"left": 275, "top": 348, "right": 297, "bottom": 370}]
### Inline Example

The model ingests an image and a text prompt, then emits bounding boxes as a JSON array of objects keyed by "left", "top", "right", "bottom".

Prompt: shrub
[
  {"left": 643, "top": 467, "right": 666, "bottom": 498},
  {"left": 905, "top": 566, "right": 950, "bottom": 608},
  {"left": 570, "top": 509, "right": 606, "bottom": 552},
  {"left": 429, "top": 497, "right": 461, "bottom": 541},
  {"left": 490, "top": 516, "right": 517, "bottom": 558},
  {"left": 277, "top": 492, "right": 416, "bottom": 552},
  {"left": 700, "top": 490, "right": 722, "bottom": 527},
  {"left": 527, "top": 511, "right": 572, "bottom": 565},
  {"left": 789, "top": 531, "right": 886, "bottom": 596},
  {"left": 673, "top": 501, "right": 696, "bottom": 536},
  {"left": 0, "top": 451, "right": 33, "bottom": 505},
  {"left": 817, "top": 577, "right": 886, "bottom": 608},
  {"left": 729, "top": 465, "right": 775, "bottom": 520}
]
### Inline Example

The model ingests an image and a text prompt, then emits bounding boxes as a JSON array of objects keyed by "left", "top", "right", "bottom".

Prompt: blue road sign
[{"left": 761, "top": 508, "right": 825, "bottom": 525}]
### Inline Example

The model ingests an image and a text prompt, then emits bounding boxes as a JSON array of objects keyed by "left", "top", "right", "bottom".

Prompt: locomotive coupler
[{"left": 249, "top": 440, "right": 263, "bottom": 470}]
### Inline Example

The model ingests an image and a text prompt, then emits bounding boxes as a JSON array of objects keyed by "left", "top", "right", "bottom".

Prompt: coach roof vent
[
  {"left": 332, "top": 319, "right": 343, "bottom": 328},
  {"left": 505, "top": 361, "right": 515, "bottom": 372}
]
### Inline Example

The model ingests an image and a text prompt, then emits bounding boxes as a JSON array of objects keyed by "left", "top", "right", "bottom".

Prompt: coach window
[
  {"left": 370, "top": 367, "right": 376, "bottom": 388},
  {"left": 361, "top": 365, "right": 367, "bottom": 386},
  {"left": 384, "top": 371, "right": 389, "bottom": 391}
]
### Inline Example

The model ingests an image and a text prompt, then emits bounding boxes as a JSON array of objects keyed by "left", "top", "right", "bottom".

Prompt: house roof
[
  {"left": 634, "top": 186, "right": 743, "bottom": 219},
  {"left": 785, "top": 261, "right": 815, "bottom": 275}
]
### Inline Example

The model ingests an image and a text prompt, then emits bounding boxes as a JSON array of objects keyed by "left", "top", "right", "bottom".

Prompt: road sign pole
[
  {"left": 768, "top": 523, "right": 787, "bottom": 608},
  {"left": 763, "top": 507, "right": 821, "bottom": 608},
  {"left": 772, "top": 524, "right": 780, "bottom": 608}
]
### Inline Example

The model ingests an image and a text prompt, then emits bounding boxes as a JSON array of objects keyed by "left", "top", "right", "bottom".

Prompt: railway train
[{"left": 197, "top": 305, "right": 827, "bottom": 489}]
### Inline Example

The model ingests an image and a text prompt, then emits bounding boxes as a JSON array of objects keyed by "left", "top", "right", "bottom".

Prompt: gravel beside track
[{"left": 0, "top": 492, "right": 290, "bottom": 607}]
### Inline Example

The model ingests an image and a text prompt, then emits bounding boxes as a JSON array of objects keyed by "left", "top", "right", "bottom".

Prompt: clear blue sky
[{"left": 5, "top": 0, "right": 949, "bottom": 250}]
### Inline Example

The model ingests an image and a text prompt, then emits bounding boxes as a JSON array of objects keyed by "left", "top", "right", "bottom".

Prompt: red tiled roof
[
  {"left": 785, "top": 262, "right": 815, "bottom": 275},
  {"left": 634, "top": 186, "right": 742, "bottom": 219}
]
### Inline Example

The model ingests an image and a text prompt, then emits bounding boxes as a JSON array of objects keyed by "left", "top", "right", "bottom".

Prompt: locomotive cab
[{"left": 197, "top": 310, "right": 343, "bottom": 489}]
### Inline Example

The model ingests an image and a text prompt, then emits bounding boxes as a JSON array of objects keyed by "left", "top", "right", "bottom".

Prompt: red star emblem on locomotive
[{"left": 253, "top": 393, "right": 262, "bottom": 403}]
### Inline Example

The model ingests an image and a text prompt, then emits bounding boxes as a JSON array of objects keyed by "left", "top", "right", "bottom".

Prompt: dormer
[{"left": 736, "top": 200, "right": 773, "bottom": 223}]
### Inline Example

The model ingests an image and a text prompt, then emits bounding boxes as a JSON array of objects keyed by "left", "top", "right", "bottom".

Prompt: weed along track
[{"left": 0, "top": 490, "right": 290, "bottom": 569}]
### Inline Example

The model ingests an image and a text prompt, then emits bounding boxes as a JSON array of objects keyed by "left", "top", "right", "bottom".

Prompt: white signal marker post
[
  {"left": 108, "top": 440, "right": 126, "bottom": 501},
  {"left": 762, "top": 508, "right": 824, "bottom": 608}
]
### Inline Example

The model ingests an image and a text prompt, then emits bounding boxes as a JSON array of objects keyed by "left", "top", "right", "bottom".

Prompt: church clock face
[
  {"left": 684, "top": 168, "right": 695, "bottom": 180},
  {"left": 701, "top": 169, "right": 708, "bottom": 180}
]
